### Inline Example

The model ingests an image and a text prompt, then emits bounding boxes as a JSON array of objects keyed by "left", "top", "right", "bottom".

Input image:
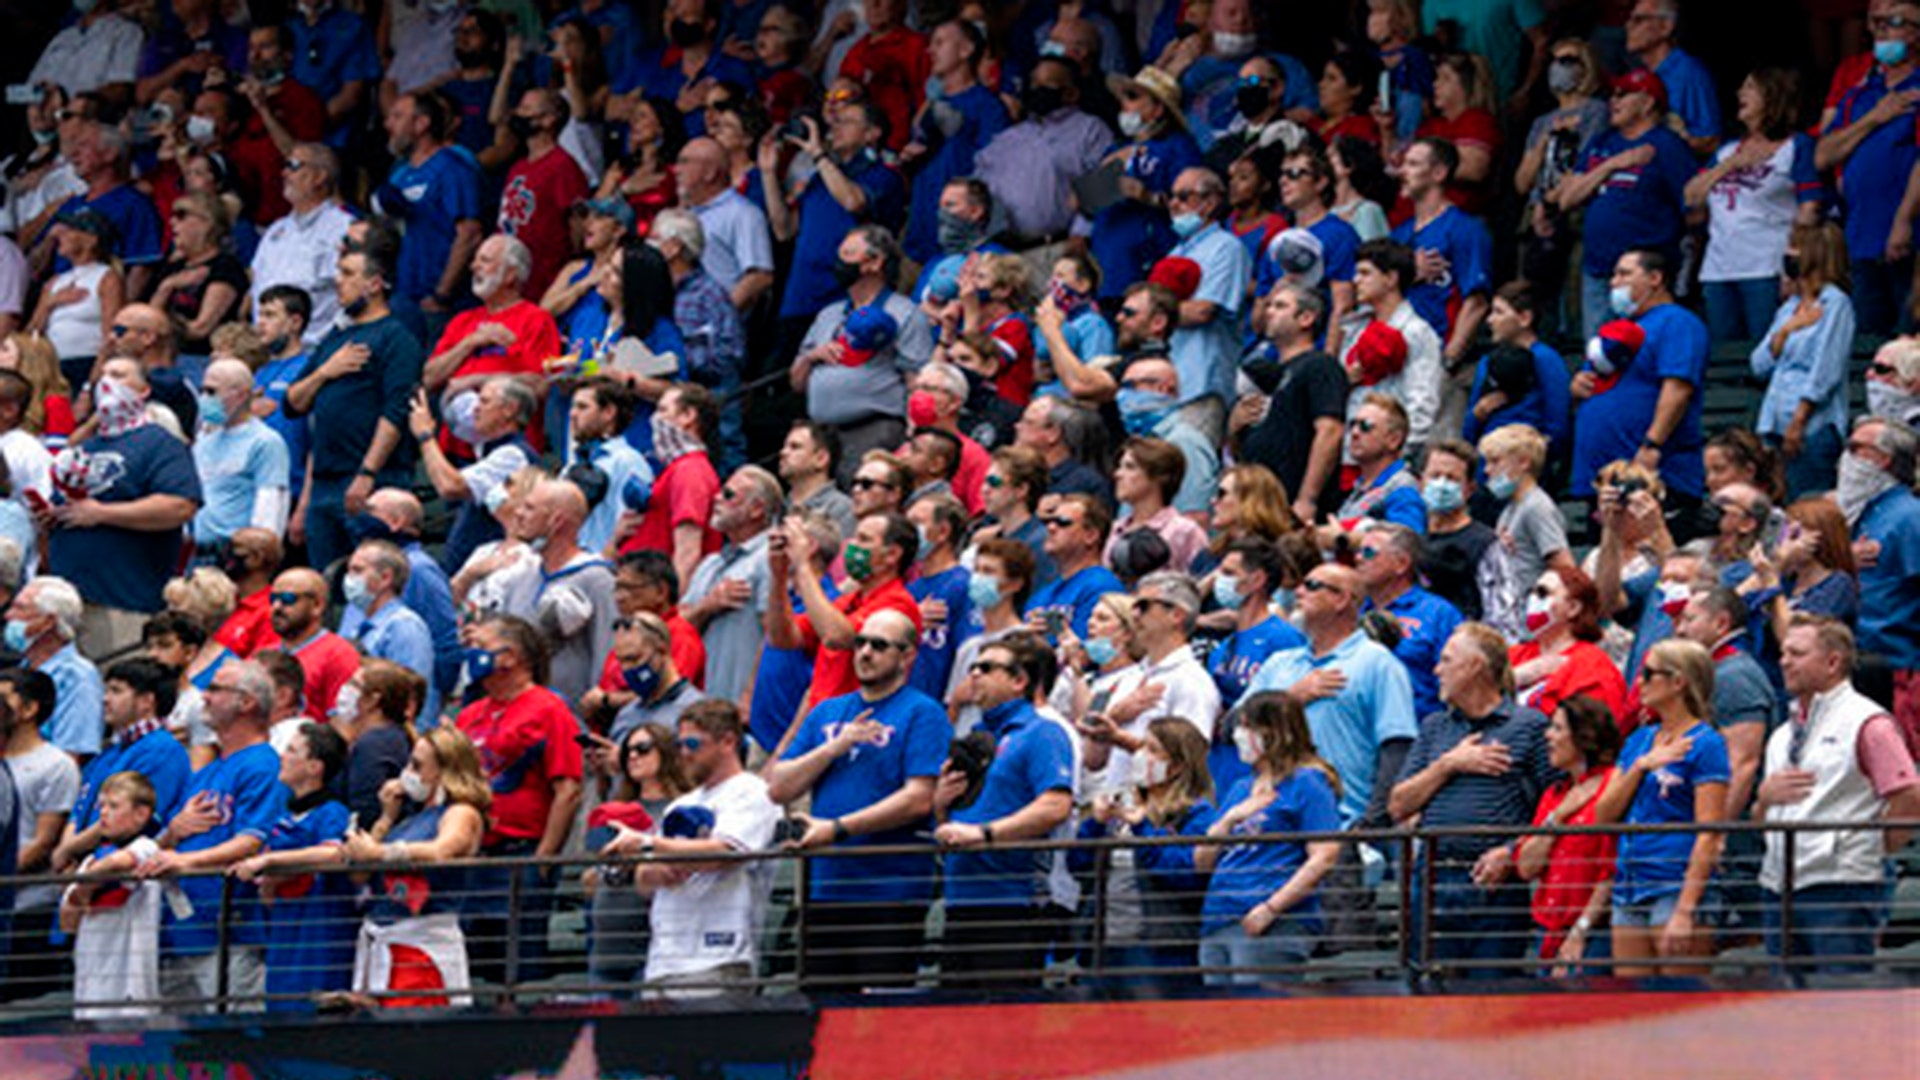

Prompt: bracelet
[
  {"left": 1573, "top": 914, "right": 1594, "bottom": 933},
  {"left": 980, "top": 822, "right": 994, "bottom": 845},
  {"left": 357, "top": 466, "right": 377, "bottom": 479},
  {"left": 831, "top": 818, "right": 850, "bottom": 843}
]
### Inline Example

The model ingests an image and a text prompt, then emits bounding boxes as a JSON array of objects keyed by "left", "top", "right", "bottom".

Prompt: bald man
[
  {"left": 267, "top": 567, "right": 360, "bottom": 718},
  {"left": 100, "top": 303, "right": 203, "bottom": 433},
  {"left": 673, "top": 136, "right": 774, "bottom": 308},
  {"left": 47, "top": 355, "right": 202, "bottom": 660},
  {"left": 499, "top": 86, "right": 589, "bottom": 297},
  {"left": 217, "top": 526, "right": 286, "bottom": 658},
  {"left": 192, "top": 357, "right": 292, "bottom": 549},
  {"left": 508, "top": 478, "right": 617, "bottom": 704},
  {"left": 346, "top": 486, "right": 462, "bottom": 693},
  {"left": 765, "top": 604, "right": 951, "bottom": 985}
]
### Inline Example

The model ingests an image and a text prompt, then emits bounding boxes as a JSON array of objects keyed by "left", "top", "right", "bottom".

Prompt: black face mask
[
  {"left": 563, "top": 459, "right": 612, "bottom": 507},
  {"left": 668, "top": 19, "right": 707, "bottom": 48},
  {"left": 1021, "top": 84, "right": 1065, "bottom": 119},
  {"left": 1235, "top": 83, "right": 1271, "bottom": 119},
  {"left": 1699, "top": 501, "right": 1725, "bottom": 535},
  {"left": 454, "top": 48, "right": 489, "bottom": 69},
  {"left": 1781, "top": 253, "right": 1802, "bottom": 279},
  {"left": 831, "top": 257, "right": 865, "bottom": 289},
  {"left": 343, "top": 295, "right": 371, "bottom": 319},
  {"left": 264, "top": 334, "right": 291, "bottom": 355},
  {"left": 508, "top": 115, "right": 540, "bottom": 140}
]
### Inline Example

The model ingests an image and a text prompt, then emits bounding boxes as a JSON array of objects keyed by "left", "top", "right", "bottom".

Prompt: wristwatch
[
  {"left": 1639, "top": 437, "right": 1663, "bottom": 452},
  {"left": 832, "top": 819, "right": 851, "bottom": 843}
]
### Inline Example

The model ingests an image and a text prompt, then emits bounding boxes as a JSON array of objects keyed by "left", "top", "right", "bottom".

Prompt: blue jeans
[
  {"left": 1767, "top": 425, "right": 1843, "bottom": 502},
  {"left": 1763, "top": 883, "right": 1883, "bottom": 975},
  {"left": 1198, "top": 918, "right": 1311, "bottom": 986},
  {"left": 1703, "top": 278, "right": 1781, "bottom": 343},
  {"left": 1580, "top": 270, "right": 1614, "bottom": 341},
  {"left": 1852, "top": 256, "right": 1913, "bottom": 337},
  {"left": 1414, "top": 862, "right": 1534, "bottom": 979}
]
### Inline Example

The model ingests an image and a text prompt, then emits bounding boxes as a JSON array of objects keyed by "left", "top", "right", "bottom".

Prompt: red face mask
[{"left": 907, "top": 390, "right": 941, "bottom": 428}]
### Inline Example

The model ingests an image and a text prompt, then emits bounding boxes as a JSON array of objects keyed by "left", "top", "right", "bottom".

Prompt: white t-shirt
[
  {"left": 645, "top": 771, "right": 780, "bottom": 981},
  {"left": 69, "top": 836, "right": 162, "bottom": 1021},
  {"left": 9, "top": 740, "right": 78, "bottom": 911},
  {"left": 1701, "top": 136, "right": 1813, "bottom": 284}
]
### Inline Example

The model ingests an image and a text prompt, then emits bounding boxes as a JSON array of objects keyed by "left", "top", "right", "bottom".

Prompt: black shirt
[
  {"left": 1422, "top": 519, "right": 1498, "bottom": 621},
  {"left": 1239, "top": 348, "right": 1346, "bottom": 520}
]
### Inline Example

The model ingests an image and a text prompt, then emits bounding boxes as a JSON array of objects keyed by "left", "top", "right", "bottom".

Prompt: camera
[
  {"left": 771, "top": 817, "right": 810, "bottom": 846},
  {"left": 781, "top": 111, "right": 821, "bottom": 143}
]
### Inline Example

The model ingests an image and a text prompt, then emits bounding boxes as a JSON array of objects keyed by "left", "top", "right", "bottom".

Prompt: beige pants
[{"left": 79, "top": 604, "right": 151, "bottom": 666}]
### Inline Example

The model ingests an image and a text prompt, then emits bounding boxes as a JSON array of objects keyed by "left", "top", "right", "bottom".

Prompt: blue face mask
[
  {"left": 1213, "top": 573, "right": 1244, "bottom": 610},
  {"left": 967, "top": 574, "right": 1003, "bottom": 610},
  {"left": 463, "top": 647, "right": 498, "bottom": 684},
  {"left": 1609, "top": 284, "right": 1638, "bottom": 318},
  {"left": 1487, "top": 473, "right": 1519, "bottom": 501},
  {"left": 1170, "top": 212, "right": 1205, "bottom": 238},
  {"left": 1084, "top": 636, "right": 1120, "bottom": 667},
  {"left": 1876, "top": 38, "right": 1909, "bottom": 66},
  {"left": 1116, "top": 387, "right": 1175, "bottom": 436},
  {"left": 2, "top": 620, "right": 30, "bottom": 653},
  {"left": 197, "top": 392, "right": 228, "bottom": 428},
  {"left": 1423, "top": 477, "right": 1466, "bottom": 512},
  {"left": 623, "top": 661, "right": 661, "bottom": 700}
]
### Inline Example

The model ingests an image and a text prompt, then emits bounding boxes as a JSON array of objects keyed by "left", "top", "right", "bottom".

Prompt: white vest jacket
[{"left": 1760, "top": 682, "right": 1891, "bottom": 892}]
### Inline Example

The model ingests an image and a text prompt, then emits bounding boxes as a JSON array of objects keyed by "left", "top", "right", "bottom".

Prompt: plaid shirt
[
  {"left": 110, "top": 715, "right": 169, "bottom": 749},
  {"left": 673, "top": 268, "right": 745, "bottom": 389}
]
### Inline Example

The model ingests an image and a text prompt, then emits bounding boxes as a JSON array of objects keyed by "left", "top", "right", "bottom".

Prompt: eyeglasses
[
  {"left": 853, "top": 634, "right": 910, "bottom": 652},
  {"left": 205, "top": 682, "right": 240, "bottom": 695},
  {"left": 850, "top": 477, "right": 893, "bottom": 491},
  {"left": 170, "top": 207, "right": 200, "bottom": 220},
  {"left": 1870, "top": 14, "right": 1914, "bottom": 31},
  {"left": 1302, "top": 578, "right": 1345, "bottom": 596},
  {"left": 1118, "top": 305, "right": 1146, "bottom": 319},
  {"left": 717, "top": 487, "right": 742, "bottom": 501},
  {"left": 1348, "top": 418, "right": 1376, "bottom": 433},
  {"left": 1119, "top": 379, "right": 1168, "bottom": 393},
  {"left": 268, "top": 591, "right": 305, "bottom": 606},
  {"left": 1280, "top": 167, "right": 1313, "bottom": 181},
  {"left": 1133, "top": 596, "right": 1177, "bottom": 614},
  {"left": 676, "top": 735, "right": 706, "bottom": 752},
  {"left": 1169, "top": 188, "right": 1206, "bottom": 202},
  {"left": 970, "top": 660, "right": 1017, "bottom": 676},
  {"left": 1042, "top": 516, "right": 1080, "bottom": 530}
]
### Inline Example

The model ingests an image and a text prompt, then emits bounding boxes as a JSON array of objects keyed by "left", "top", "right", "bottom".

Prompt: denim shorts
[{"left": 1613, "top": 889, "right": 1718, "bottom": 930}]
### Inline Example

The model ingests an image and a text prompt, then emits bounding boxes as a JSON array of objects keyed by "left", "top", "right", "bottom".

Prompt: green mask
[{"left": 843, "top": 543, "right": 874, "bottom": 582}]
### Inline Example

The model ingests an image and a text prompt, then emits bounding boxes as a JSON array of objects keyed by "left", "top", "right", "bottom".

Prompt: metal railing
[{"left": 4, "top": 817, "right": 1915, "bottom": 1019}]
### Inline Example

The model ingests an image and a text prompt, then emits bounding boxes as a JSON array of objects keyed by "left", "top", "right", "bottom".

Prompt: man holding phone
[{"left": 765, "top": 511, "right": 923, "bottom": 722}]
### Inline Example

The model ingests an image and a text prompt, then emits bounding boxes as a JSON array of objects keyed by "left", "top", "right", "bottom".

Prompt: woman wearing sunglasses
[
  {"left": 1509, "top": 567, "right": 1629, "bottom": 722},
  {"left": 584, "top": 721, "right": 692, "bottom": 995}
]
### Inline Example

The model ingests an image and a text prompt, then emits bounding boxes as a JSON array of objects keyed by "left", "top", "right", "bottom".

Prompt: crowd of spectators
[{"left": 0, "top": 0, "right": 1915, "bottom": 1011}]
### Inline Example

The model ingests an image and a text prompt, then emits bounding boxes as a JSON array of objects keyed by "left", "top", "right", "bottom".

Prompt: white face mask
[
  {"left": 400, "top": 768, "right": 430, "bottom": 803},
  {"left": 1213, "top": 30, "right": 1257, "bottom": 58},
  {"left": 1134, "top": 754, "right": 1170, "bottom": 788},
  {"left": 1867, "top": 380, "right": 1920, "bottom": 424},
  {"left": 1233, "top": 725, "right": 1262, "bottom": 765},
  {"left": 328, "top": 683, "right": 361, "bottom": 722},
  {"left": 1835, "top": 451, "right": 1899, "bottom": 526}
]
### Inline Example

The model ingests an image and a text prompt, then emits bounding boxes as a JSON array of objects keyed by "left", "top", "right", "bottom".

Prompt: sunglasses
[
  {"left": 1643, "top": 666, "right": 1678, "bottom": 681},
  {"left": 1356, "top": 547, "right": 1384, "bottom": 562},
  {"left": 853, "top": 634, "right": 909, "bottom": 652},
  {"left": 850, "top": 477, "right": 892, "bottom": 491},
  {"left": 109, "top": 324, "right": 135, "bottom": 337},
  {"left": 1348, "top": 418, "right": 1376, "bottom": 433},
  {"left": 626, "top": 741, "right": 657, "bottom": 755},
  {"left": 1531, "top": 584, "right": 1555, "bottom": 599},
  {"left": 677, "top": 735, "right": 706, "bottom": 752},
  {"left": 970, "top": 660, "right": 1017, "bottom": 676},
  {"left": 1042, "top": 516, "right": 1080, "bottom": 530},
  {"left": 984, "top": 474, "right": 1006, "bottom": 489},
  {"left": 1870, "top": 361, "right": 1896, "bottom": 377},
  {"left": 1280, "top": 167, "right": 1314, "bottom": 181},
  {"left": 268, "top": 591, "right": 306, "bottom": 606},
  {"left": 171, "top": 207, "right": 200, "bottom": 220},
  {"left": 1302, "top": 578, "right": 1344, "bottom": 595}
]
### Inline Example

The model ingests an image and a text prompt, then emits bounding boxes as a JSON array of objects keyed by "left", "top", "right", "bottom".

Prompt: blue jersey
[
  {"left": 1855, "top": 487, "right": 1920, "bottom": 668},
  {"left": 749, "top": 577, "right": 840, "bottom": 754},
  {"left": 1570, "top": 302, "right": 1708, "bottom": 497},
  {"left": 785, "top": 686, "right": 952, "bottom": 902},
  {"left": 1613, "top": 721, "right": 1729, "bottom": 903},
  {"left": 945, "top": 700, "right": 1074, "bottom": 907},
  {"left": 289, "top": 7, "right": 381, "bottom": 132},
  {"left": 1826, "top": 66, "right": 1920, "bottom": 261},
  {"left": 163, "top": 743, "right": 287, "bottom": 955},
  {"left": 1089, "top": 132, "right": 1203, "bottom": 300},
  {"left": 1200, "top": 767, "right": 1342, "bottom": 935},
  {"left": 1654, "top": 48, "right": 1722, "bottom": 144},
  {"left": 1207, "top": 617, "right": 1307, "bottom": 793},
  {"left": 907, "top": 565, "right": 972, "bottom": 700},
  {"left": 379, "top": 147, "right": 484, "bottom": 302},
  {"left": 903, "top": 85, "right": 1010, "bottom": 263},
  {"left": 52, "top": 185, "right": 162, "bottom": 270},
  {"left": 1365, "top": 585, "right": 1465, "bottom": 725},
  {"left": 1390, "top": 205, "right": 1492, "bottom": 342},
  {"left": 1577, "top": 125, "right": 1695, "bottom": 276},
  {"left": 254, "top": 353, "right": 311, "bottom": 503},
  {"left": 74, "top": 727, "right": 190, "bottom": 831},
  {"left": 779, "top": 154, "right": 908, "bottom": 319},
  {"left": 1463, "top": 339, "right": 1572, "bottom": 449},
  {"left": 260, "top": 797, "right": 354, "bottom": 1009},
  {"left": 1025, "top": 563, "right": 1126, "bottom": 640}
]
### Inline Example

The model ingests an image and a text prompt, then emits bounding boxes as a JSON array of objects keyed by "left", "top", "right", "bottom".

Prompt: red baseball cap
[
  {"left": 1148, "top": 256, "right": 1202, "bottom": 300},
  {"left": 1611, "top": 68, "right": 1668, "bottom": 111}
]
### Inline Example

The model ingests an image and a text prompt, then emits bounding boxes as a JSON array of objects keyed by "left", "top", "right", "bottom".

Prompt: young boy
[
  {"left": 61, "top": 771, "right": 164, "bottom": 1021},
  {"left": 231, "top": 722, "right": 356, "bottom": 1010}
]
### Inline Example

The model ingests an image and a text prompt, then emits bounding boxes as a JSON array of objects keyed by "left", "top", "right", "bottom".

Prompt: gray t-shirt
[
  {"left": 10, "top": 741, "right": 78, "bottom": 911},
  {"left": 799, "top": 293, "right": 934, "bottom": 426},
  {"left": 799, "top": 483, "right": 856, "bottom": 539},
  {"left": 683, "top": 532, "right": 774, "bottom": 707},
  {"left": 1497, "top": 485, "right": 1569, "bottom": 603},
  {"left": 529, "top": 556, "right": 619, "bottom": 708},
  {"left": 610, "top": 679, "right": 707, "bottom": 746}
]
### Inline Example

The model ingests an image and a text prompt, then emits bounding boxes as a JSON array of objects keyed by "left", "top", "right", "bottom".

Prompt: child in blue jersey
[
  {"left": 1196, "top": 692, "right": 1344, "bottom": 985},
  {"left": 232, "top": 722, "right": 357, "bottom": 1010}
]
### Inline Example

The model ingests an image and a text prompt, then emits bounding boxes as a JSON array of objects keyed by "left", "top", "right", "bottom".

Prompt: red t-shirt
[
  {"left": 796, "top": 578, "right": 923, "bottom": 709},
  {"left": 758, "top": 66, "right": 813, "bottom": 124},
  {"left": 1312, "top": 112, "right": 1381, "bottom": 145},
  {"left": 289, "top": 630, "right": 360, "bottom": 720},
  {"left": 1528, "top": 767, "right": 1617, "bottom": 957},
  {"left": 432, "top": 299, "right": 563, "bottom": 454},
  {"left": 597, "top": 607, "right": 708, "bottom": 692},
  {"left": 457, "top": 684, "right": 584, "bottom": 846},
  {"left": 1416, "top": 108, "right": 1502, "bottom": 216},
  {"left": 1511, "top": 639, "right": 1629, "bottom": 724},
  {"left": 500, "top": 145, "right": 590, "bottom": 298},
  {"left": 840, "top": 27, "right": 929, "bottom": 153},
  {"left": 217, "top": 587, "right": 282, "bottom": 659},
  {"left": 624, "top": 450, "right": 722, "bottom": 560},
  {"left": 225, "top": 131, "right": 291, "bottom": 226},
  {"left": 41, "top": 394, "right": 75, "bottom": 444},
  {"left": 987, "top": 313, "right": 1035, "bottom": 405}
]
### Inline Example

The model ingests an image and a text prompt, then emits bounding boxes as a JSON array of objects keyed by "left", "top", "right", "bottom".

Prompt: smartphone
[
  {"left": 4, "top": 84, "right": 42, "bottom": 107},
  {"left": 1377, "top": 72, "right": 1393, "bottom": 116},
  {"left": 1043, "top": 609, "right": 1067, "bottom": 639}
]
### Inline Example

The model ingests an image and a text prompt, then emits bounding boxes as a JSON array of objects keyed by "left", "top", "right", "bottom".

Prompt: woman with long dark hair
[{"left": 1516, "top": 695, "right": 1622, "bottom": 974}]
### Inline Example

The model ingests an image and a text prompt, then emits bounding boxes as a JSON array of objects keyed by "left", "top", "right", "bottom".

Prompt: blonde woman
[
  {"left": 1591, "top": 640, "right": 1728, "bottom": 976},
  {"left": 1196, "top": 691, "right": 1343, "bottom": 985},
  {"left": 450, "top": 465, "right": 551, "bottom": 615},
  {"left": 343, "top": 726, "right": 490, "bottom": 1008}
]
